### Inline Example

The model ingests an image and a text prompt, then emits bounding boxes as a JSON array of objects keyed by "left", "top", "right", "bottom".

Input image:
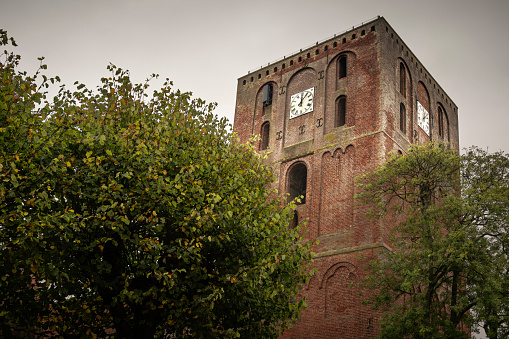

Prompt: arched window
[
  {"left": 288, "top": 163, "right": 307, "bottom": 204},
  {"left": 262, "top": 83, "right": 273, "bottom": 115},
  {"left": 399, "top": 63, "right": 406, "bottom": 97},
  {"left": 438, "top": 106, "right": 444, "bottom": 138},
  {"left": 262, "top": 83, "right": 273, "bottom": 107},
  {"left": 260, "top": 122, "right": 270, "bottom": 151},
  {"left": 400, "top": 103, "right": 406, "bottom": 133},
  {"left": 289, "top": 211, "right": 298, "bottom": 228},
  {"left": 444, "top": 111, "right": 450, "bottom": 142},
  {"left": 440, "top": 106, "right": 450, "bottom": 142},
  {"left": 338, "top": 55, "right": 347, "bottom": 79},
  {"left": 335, "top": 96, "right": 346, "bottom": 128}
]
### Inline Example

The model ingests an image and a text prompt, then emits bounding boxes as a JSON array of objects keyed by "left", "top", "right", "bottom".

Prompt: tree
[
  {"left": 356, "top": 142, "right": 509, "bottom": 339},
  {"left": 0, "top": 30, "right": 312, "bottom": 338},
  {"left": 461, "top": 146, "right": 509, "bottom": 339}
]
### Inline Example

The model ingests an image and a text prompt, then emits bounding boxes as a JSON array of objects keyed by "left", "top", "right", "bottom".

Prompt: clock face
[
  {"left": 301, "top": 88, "right": 314, "bottom": 114},
  {"left": 290, "top": 92, "right": 302, "bottom": 119},
  {"left": 289, "top": 87, "right": 314, "bottom": 119},
  {"left": 417, "top": 101, "right": 430, "bottom": 135}
]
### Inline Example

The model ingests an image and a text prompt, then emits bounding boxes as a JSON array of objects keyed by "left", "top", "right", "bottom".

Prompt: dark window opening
[
  {"left": 260, "top": 122, "right": 270, "bottom": 151},
  {"left": 307, "top": 52, "right": 310, "bottom": 58},
  {"left": 274, "top": 67, "right": 277, "bottom": 72},
  {"left": 342, "top": 38, "right": 346, "bottom": 43},
  {"left": 336, "top": 96, "right": 346, "bottom": 127},
  {"left": 298, "top": 56, "right": 302, "bottom": 62},
  {"left": 361, "top": 30, "right": 365, "bottom": 36},
  {"left": 445, "top": 112, "right": 449, "bottom": 142},
  {"left": 282, "top": 63, "right": 285, "bottom": 69},
  {"left": 290, "top": 60, "right": 294, "bottom": 66},
  {"left": 266, "top": 70, "right": 269, "bottom": 76},
  {"left": 315, "top": 49, "right": 319, "bottom": 55},
  {"left": 333, "top": 41, "right": 337, "bottom": 47},
  {"left": 243, "top": 80, "right": 246, "bottom": 85},
  {"left": 288, "top": 163, "right": 307, "bottom": 204},
  {"left": 352, "top": 34, "right": 356, "bottom": 39},
  {"left": 371, "top": 25, "right": 375, "bottom": 31},
  {"left": 262, "top": 84, "right": 273, "bottom": 108},
  {"left": 338, "top": 55, "right": 347, "bottom": 79},
  {"left": 250, "top": 76, "right": 253, "bottom": 82},
  {"left": 258, "top": 74, "right": 261, "bottom": 79},
  {"left": 324, "top": 45, "right": 328, "bottom": 51},
  {"left": 400, "top": 103, "right": 406, "bottom": 133},
  {"left": 289, "top": 211, "right": 298, "bottom": 228},
  {"left": 399, "top": 63, "right": 406, "bottom": 97},
  {"left": 438, "top": 106, "right": 444, "bottom": 137}
]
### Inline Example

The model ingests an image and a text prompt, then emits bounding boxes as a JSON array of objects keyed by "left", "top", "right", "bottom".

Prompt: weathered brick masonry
[{"left": 233, "top": 16, "right": 459, "bottom": 338}]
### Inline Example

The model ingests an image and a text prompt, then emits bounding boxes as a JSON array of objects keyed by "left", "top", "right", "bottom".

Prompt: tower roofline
[{"left": 242, "top": 15, "right": 383, "bottom": 77}]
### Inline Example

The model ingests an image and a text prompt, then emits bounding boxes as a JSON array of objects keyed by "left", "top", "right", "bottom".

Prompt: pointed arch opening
[
  {"left": 288, "top": 163, "right": 307, "bottom": 204},
  {"left": 399, "top": 62, "right": 406, "bottom": 97},
  {"left": 335, "top": 96, "right": 346, "bottom": 128},
  {"left": 338, "top": 55, "right": 347, "bottom": 79},
  {"left": 260, "top": 122, "right": 270, "bottom": 151},
  {"left": 400, "top": 103, "right": 406, "bottom": 133},
  {"left": 289, "top": 211, "right": 299, "bottom": 228},
  {"left": 438, "top": 104, "right": 450, "bottom": 142}
]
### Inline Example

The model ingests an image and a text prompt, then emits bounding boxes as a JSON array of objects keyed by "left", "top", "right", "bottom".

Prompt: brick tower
[{"left": 233, "top": 16, "right": 459, "bottom": 338}]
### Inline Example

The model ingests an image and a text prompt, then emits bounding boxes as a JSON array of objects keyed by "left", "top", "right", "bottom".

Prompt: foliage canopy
[
  {"left": 356, "top": 142, "right": 509, "bottom": 339},
  {"left": 0, "top": 30, "right": 312, "bottom": 338}
]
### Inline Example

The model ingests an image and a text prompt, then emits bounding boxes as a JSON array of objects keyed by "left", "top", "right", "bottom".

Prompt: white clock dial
[
  {"left": 301, "top": 88, "right": 314, "bottom": 114},
  {"left": 422, "top": 114, "right": 429, "bottom": 134},
  {"left": 417, "top": 101, "right": 430, "bottom": 135},
  {"left": 289, "top": 87, "right": 314, "bottom": 119},
  {"left": 290, "top": 92, "right": 302, "bottom": 119}
]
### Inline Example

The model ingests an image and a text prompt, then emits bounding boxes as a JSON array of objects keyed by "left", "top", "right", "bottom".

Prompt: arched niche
[
  {"left": 284, "top": 68, "right": 317, "bottom": 147},
  {"left": 287, "top": 162, "right": 308, "bottom": 205}
]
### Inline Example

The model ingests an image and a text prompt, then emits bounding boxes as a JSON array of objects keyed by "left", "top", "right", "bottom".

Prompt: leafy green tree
[
  {"left": 0, "top": 30, "right": 312, "bottom": 338},
  {"left": 461, "top": 146, "right": 509, "bottom": 339},
  {"left": 356, "top": 142, "right": 509, "bottom": 339}
]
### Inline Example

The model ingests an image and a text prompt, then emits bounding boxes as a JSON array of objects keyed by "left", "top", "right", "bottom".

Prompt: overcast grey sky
[{"left": 2, "top": 0, "right": 508, "bottom": 153}]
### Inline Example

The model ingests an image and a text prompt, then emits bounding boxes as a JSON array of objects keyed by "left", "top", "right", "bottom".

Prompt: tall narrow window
[
  {"left": 438, "top": 106, "right": 444, "bottom": 137},
  {"left": 336, "top": 96, "right": 346, "bottom": 127},
  {"left": 445, "top": 113, "right": 449, "bottom": 142},
  {"left": 289, "top": 211, "right": 298, "bottom": 228},
  {"left": 260, "top": 122, "right": 270, "bottom": 151},
  {"left": 441, "top": 107, "right": 450, "bottom": 142},
  {"left": 288, "top": 163, "right": 307, "bottom": 204},
  {"left": 338, "top": 55, "right": 347, "bottom": 79},
  {"left": 400, "top": 103, "right": 406, "bottom": 133},
  {"left": 399, "top": 63, "right": 406, "bottom": 97},
  {"left": 262, "top": 84, "right": 273, "bottom": 108}
]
